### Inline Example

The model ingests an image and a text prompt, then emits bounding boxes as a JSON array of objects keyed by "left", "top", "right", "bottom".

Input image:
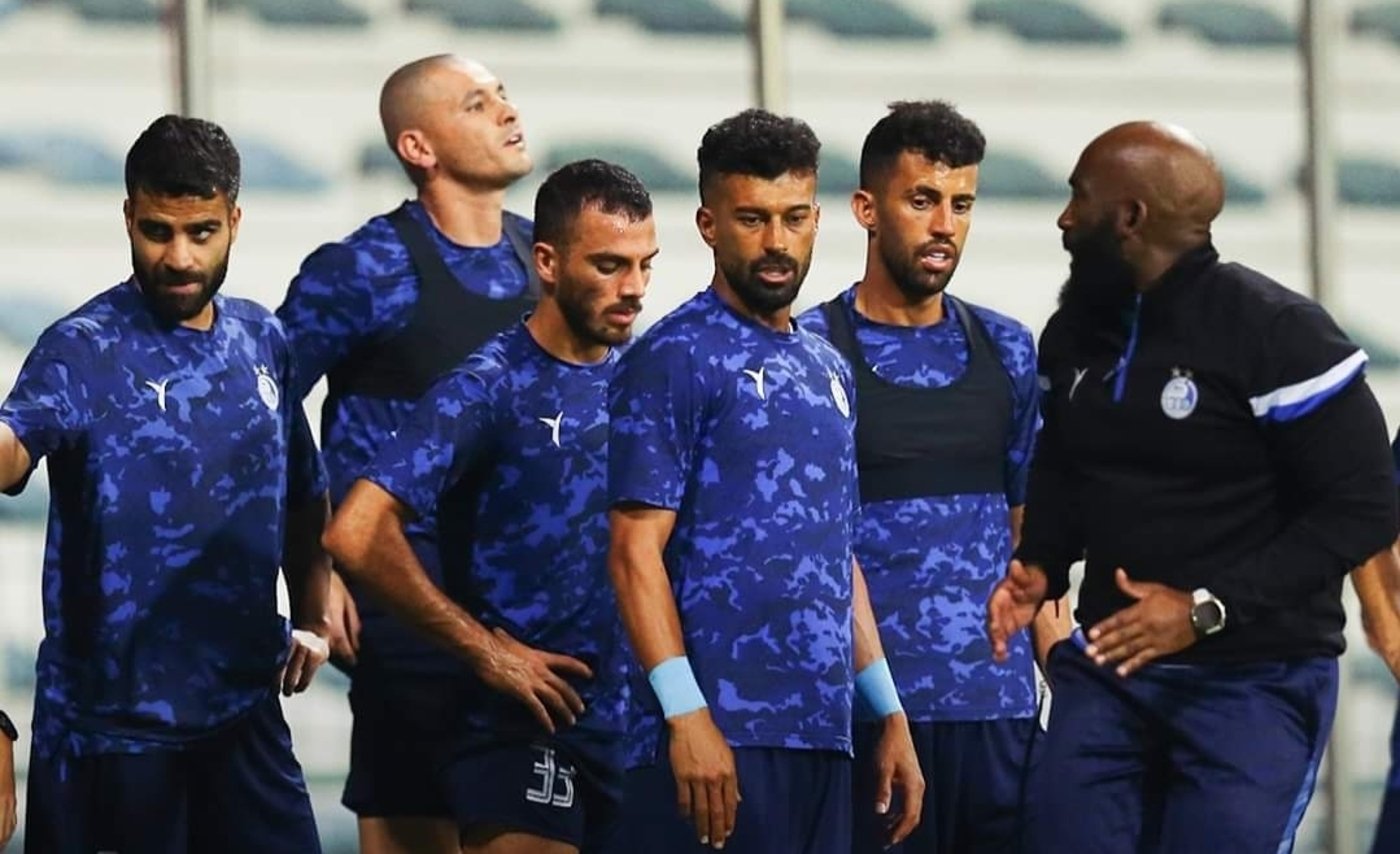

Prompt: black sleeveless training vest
[
  {"left": 326, "top": 204, "right": 539, "bottom": 403},
  {"left": 820, "top": 295, "right": 1014, "bottom": 504}
]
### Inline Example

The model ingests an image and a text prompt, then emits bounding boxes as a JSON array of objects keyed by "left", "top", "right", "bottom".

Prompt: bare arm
[
  {"left": 0, "top": 422, "right": 33, "bottom": 495},
  {"left": 1353, "top": 539, "right": 1400, "bottom": 682},
  {"left": 0, "top": 731, "right": 14, "bottom": 850},
  {"left": 284, "top": 493, "right": 332, "bottom": 636},
  {"left": 326, "top": 479, "right": 590, "bottom": 730},
  {"left": 609, "top": 503, "right": 735, "bottom": 850},
  {"left": 1012, "top": 505, "right": 1072, "bottom": 668}
]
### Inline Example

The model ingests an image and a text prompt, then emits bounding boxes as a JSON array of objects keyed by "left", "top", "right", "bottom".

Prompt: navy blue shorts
[
  {"left": 342, "top": 667, "right": 462, "bottom": 819},
  {"left": 1370, "top": 694, "right": 1400, "bottom": 853},
  {"left": 609, "top": 745, "right": 852, "bottom": 854},
  {"left": 440, "top": 732, "right": 623, "bottom": 851},
  {"left": 24, "top": 691, "right": 319, "bottom": 854},
  {"left": 1028, "top": 637, "right": 1337, "bottom": 854},
  {"left": 852, "top": 717, "right": 1039, "bottom": 854}
]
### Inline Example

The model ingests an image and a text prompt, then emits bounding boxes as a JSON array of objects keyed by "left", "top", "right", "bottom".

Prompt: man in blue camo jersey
[
  {"left": 607, "top": 109, "right": 924, "bottom": 853},
  {"left": 800, "top": 101, "right": 1071, "bottom": 854},
  {"left": 324, "top": 159, "right": 656, "bottom": 854},
  {"left": 276, "top": 54, "right": 537, "bottom": 853},
  {"left": 0, "top": 115, "right": 330, "bottom": 853}
]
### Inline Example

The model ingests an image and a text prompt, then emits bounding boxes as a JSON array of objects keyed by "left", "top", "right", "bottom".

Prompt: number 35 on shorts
[{"left": 526, "top": 745, "right": 576, "bottom": 809}]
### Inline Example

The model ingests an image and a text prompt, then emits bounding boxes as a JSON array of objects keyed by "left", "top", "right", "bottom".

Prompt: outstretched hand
[
  {"left": 1084, "top": 568, "right": 1195, "bottom": 677},
  {"left": 987, "top": 559, "right": 1049, "bottom": 662}
]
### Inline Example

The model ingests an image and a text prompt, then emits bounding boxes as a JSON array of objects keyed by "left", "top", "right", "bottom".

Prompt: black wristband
[{"left": 0, "top": 708, "right": 17, "bottom": 742}]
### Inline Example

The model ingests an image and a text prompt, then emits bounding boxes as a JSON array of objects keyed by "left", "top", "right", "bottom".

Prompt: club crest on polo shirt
[
  {"left": 829, "top": 369, "right": 851, "bottom": 418},
  {"left": 1160, "top": 368, "right": 1198, "bottom": 420},
  {"left": 255, "top": 365, "right": 280, "bottom": 411}
]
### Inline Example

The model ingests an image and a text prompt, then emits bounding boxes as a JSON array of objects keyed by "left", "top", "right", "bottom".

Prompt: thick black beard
[
  {"left": 1057, "top": 220, "right": 1136, "bottom": 327},
  {"left": 720, "top": 250, "right": 809, "bottom": 315},
  {"left": 132, "top": 250, "right": 229, "bottom": 326},
  {"left": 882, "top": 232, "right": 956, "bottom": 302},
  {"left": 556, "top": 286, "right": 639, "bottom": 349}
]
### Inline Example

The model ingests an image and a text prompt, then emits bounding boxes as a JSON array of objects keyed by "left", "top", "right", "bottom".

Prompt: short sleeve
[
  {"left": 0, "top": 324, "right": 99, "bottom": 493},
  {"left": 1247, "top": 303, "right": 1366, "bottom": 424},
  {"left": 363, "top": 368, "right": 497, "bottom": 519},
  {"left": 608, "top": 336, "right": 704, "bottom": 511},
  {"left": 275, "top": 242, "right": 385, "bottom": 401}
]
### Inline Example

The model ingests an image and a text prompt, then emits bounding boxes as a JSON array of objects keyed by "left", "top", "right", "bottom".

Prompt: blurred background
[{"left": 2, "top": 0, "right": 1400, "bottom": 850}]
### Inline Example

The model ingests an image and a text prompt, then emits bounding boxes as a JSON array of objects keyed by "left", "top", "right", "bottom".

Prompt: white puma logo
[
  {"left": 743, "top": 366, "right": 766, "bottom": 400},
  {"left": 538, "top": 411, "right": 563, "bottom": 448},
  {"left": 145, "top": 379, "right": 170, "bottom": 412},
  {"left": 1068, "top": 368, "right": 1088, "bottom": 401}
]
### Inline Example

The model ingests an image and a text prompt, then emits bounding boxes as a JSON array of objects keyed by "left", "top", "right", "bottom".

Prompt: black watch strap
[{"left": 0, "top": 708, "right": 17, "bottom": 742}]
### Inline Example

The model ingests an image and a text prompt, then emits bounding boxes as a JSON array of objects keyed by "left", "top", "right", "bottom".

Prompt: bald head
[
  {"left": 1074, "top": 121, "right": 1224, "bottom": 251},
  {"left": 379, "top": 54, "right": 494, "bottom": 149}
]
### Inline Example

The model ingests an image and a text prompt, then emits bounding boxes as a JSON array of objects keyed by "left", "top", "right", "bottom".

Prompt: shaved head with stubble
[
  {"left": 1057, "top": 121, "right": 1226, "bottom": 320},
  {"left": 377, "top": 54, "right": 531, "bottom": 191}
]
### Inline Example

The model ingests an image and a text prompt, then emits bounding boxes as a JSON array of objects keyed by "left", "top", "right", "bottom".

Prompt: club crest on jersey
[
  {"left": 1160, "top": 368, "right": 1197, "bottom": 420},
  {"left": 255, "top": 365, "right": 280, "bottom": 411},
  {"left": 829, "top": 370, "right": 851, "bottom": 418}
]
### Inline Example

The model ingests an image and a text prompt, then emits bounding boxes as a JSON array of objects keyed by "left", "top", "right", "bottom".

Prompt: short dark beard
[
  {"left": 132, "top": 249, "right": 229, "bottom": 326},
  {"left": 881, "top": 232, "right": 958, "bottom": 302},
  {"left": 556, "top": 285, "right": 640, "bottom": 349},
  {"left": 720, "top": 250, "right": 809, "bottom": 315},
  {"left": 1057, "top": 218, "right": 1136, "bottom": 326}
]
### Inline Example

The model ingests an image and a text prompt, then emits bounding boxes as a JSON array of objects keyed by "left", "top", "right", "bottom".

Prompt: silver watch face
[{"left": 1192, "top": 599, "right": 1225, "bottom": 634}]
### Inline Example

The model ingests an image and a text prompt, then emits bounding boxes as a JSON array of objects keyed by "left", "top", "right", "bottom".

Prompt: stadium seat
[
  {"left": 0, "top": 477, "right": 48, "bottom": 525},
  {"left": 977, "top": 151, "right": 1065, "bottom": 201},
  {"left": 818, "top": 151, "right": 860, "bottom": 198},
  {"left": 1157, "top": 1, "right": 1295, "bottom": 48},
  {"left": 71, "top": 0, "right": 162, "bottom": 25},
  {"left": 406, "top": 0, "right": 559, "bottom": 32},
  {"left": 358, "top": 139, "right": 401, "bottom": 177},
  {"left": 0, "top": 132, "right": 125, "bottom": 186},
  {"left": 786, "top": 0, "right": 936, "bottom": 40},
  {"left": 227, "top": 0, "right": 370, "bottom": 28},
  {"left": 0, "top": 0, "right": 21, "bottom": 23},
  {"left": 0, "top": 295, "right": 65, "bottom": 348},
  {"left": 595, "top": 0, "right": 744, "bottom": 36},
  {"left": 3, "top": 642, "right": 36, "bottom": 690},
  {"left": 1338, "top": 156, "right": 1400, "bottom": 207},
  {"left": 545, "top": 141, "right": 692, "bottom": 193},
  {"left": 1221, "top": 165, "right": 1268, "bottom": 205},
  {"left": 968, "top": 0, "right": 1126, "bottom": 45},
  {"left": 1346, "top": 324, "right": 1400, "bottom": 370},
  {"left": 1351, "top": 3, "right": 1400, "bottom": 45},
  {"left": 237, "top": 139, "right": 330, "bottom": 193}
]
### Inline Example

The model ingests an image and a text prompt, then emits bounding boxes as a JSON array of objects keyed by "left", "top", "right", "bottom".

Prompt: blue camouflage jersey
[
  {"left": 276, "top": 200, "right": 529, "bottom": 671},
  {"left": 365, "top": 322, "right": 628, "bottom": 739},
  {"left": 610, "top": 287, "right": 859, "bottom": 762},
  {"left": 800, "top": 286, "right": 1040, "bottom": 722},
  {"left": 0, "top": 281, "right": 326, "bottom": 757}
]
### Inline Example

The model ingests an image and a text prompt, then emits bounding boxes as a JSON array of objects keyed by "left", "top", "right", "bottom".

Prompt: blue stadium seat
[
  {"left": 969, "top": 0, "right": 1126, "bottom": 45},
  {"left": 0, "top": 0, "right": 22, "bottom": 22},
  {"left": 71, "top": 0, "right": 162, "bottom": 25},
  {"left": 977, "top": 151, "right": 1065, "bottom": 200},
  {"left": 1158, "top": 1, "right": 1295, "bottom": 48},
  {"left": 0, "top": 476, "right": 48, "bottom": 525},
  {"left": 0, "top": 132, "right": 125, "bottom": 186},
  {"left": 596, "top": 0, "right": 744, "bottom": 36},
  {"left": 1351, "top": 3, "right": 1400, "bottom": 45},
  {"left": 233, "top": 0, "right": 370, "bottom": 28},
  {"left": 407, "top": 0, "right": 558, "bottom": 31},
  {"left": 358, "top": 140, "right": 402, "bottom": 177},
  {"left": 3, "top": 642, "right": 36, "bottom": 691},
  {"left": 787, "top": 0, "right": 936, "bottom": 40},
  {"left": 236, "top": 139, "right": 329, "bottom": 193},
  {"left": 818, "top": 151, "right": 860, "bottom": 198},
  {"left": 0, "top": 295, "right": 65, "bottom": 348},
  {"left": 545, "top": 141, "right": 692, "bottom": 193},
  {"left": 1222, "top": 165, "right": 1268, "bottom": 205},
  {"left": 1338, "top": 156, "right": 1400, "bottom": 207}
]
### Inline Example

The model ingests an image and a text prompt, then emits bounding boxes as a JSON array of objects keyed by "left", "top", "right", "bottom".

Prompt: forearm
[
  {"left": 325, "top": 483, "right": 496, "bottom": 667},
  {"left": 607, "top": 516, "right": 687, "bottom": 670},
  {"left": 1354, "top": 541, "right": 1400, "bottom": 654},
  {"left": 852, "top": 559, "right": 887, "bottom": 672},
  {"left": 0, "top": 422, "right": 33, "bottom": 494},
  {"left": 283, "top": 493, "right": 332, "bottom": 634}
]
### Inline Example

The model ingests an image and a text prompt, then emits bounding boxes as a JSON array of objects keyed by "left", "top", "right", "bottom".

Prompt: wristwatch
[
  {"left": 1190, "top": 588, "right": 1227, "bottom": 638},
  {"left": 0, "top": 708, "right": 16, "bottom": 742}
]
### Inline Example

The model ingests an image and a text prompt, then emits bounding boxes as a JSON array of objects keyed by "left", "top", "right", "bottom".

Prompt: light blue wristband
[
  {"left": 855, "top": 658, "right": 904, "bottom": 719},
  {"left": 648, "top": 656, "right": 708, "bottom": 719}
]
